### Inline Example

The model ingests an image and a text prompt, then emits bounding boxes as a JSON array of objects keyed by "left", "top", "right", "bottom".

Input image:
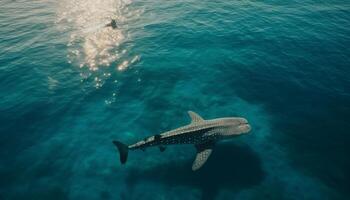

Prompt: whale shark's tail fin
[{"left": 113, "top": 141, "right": 129, "bottom": 164}]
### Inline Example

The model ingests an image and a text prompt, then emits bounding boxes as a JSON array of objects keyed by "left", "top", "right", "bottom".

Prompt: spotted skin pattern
[
  {"left": 125, "top": 111, "right": 251, "bottom": 170},
  {"left": 192, "top": 149, "right": 212, "bottom": 171}
]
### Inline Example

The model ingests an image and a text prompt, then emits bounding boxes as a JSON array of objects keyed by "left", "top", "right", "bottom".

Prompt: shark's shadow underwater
[{"left": 123, "top": 143, "right": 265, "bottom": 200}]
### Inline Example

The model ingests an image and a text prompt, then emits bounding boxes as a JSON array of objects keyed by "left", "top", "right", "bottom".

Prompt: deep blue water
[{"left": 1, "top": 0, "right": 350, "bottom": 199}]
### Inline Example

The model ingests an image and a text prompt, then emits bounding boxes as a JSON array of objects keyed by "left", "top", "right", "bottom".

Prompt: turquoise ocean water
[{"left": 1, "top": 0, "right": 350, "bottom": 199}]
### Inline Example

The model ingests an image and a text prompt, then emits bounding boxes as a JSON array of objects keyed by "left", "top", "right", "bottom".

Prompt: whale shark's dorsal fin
[
  {"left": 188, "top": 111, "right": 204, "bottom": 124},
  {"left": 192, "top": 141, "right": 214, "bottom": 171}
]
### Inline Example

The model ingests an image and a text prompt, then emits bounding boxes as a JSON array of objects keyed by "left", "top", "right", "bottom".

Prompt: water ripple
[{"left": 56, "top": 0, "right": 142, "bottom": 92}]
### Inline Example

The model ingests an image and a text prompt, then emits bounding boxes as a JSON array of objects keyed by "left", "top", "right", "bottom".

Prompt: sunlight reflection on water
[{"left": 56, "top": 0, "right": 142, "bottom": 93}]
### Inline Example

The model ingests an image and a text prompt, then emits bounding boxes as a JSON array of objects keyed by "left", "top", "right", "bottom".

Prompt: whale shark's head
[
  {"left": 235, "top": 118, "right": 251, "bottom": 134},
  {"left": 219, "top": 117, "right": 251, "bottom": 137}
]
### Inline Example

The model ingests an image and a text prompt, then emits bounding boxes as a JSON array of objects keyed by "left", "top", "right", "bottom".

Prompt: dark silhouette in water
[
  {"left": 124, "top": 143, "right": 264, "bottom": 200},
  {"left": 106, "top": 19, "right": 117, "bottom": 29}
]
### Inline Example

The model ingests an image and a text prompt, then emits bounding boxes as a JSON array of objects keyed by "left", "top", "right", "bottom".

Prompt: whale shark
[{"left": 113, "top": 111, "right": 251, "bottom": 171}]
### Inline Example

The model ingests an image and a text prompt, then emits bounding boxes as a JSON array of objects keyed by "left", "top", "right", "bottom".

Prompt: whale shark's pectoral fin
[
  {"left": 192, "top": 148, "right": 212, "bottom": 171},
  {"left": 192, "top": 142, "right": 214, "bottom": 171},
  {"left": 188, "top": 111, "right": 204, "bottom": 124}
]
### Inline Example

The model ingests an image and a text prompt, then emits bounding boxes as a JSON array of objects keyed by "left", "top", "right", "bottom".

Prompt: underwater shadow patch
[
  {"left": 125, "top": 143, "right": 264, "bottom": 200},
  {"left": 222, "top": 64, "right": 350, "bottom": 197}
]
